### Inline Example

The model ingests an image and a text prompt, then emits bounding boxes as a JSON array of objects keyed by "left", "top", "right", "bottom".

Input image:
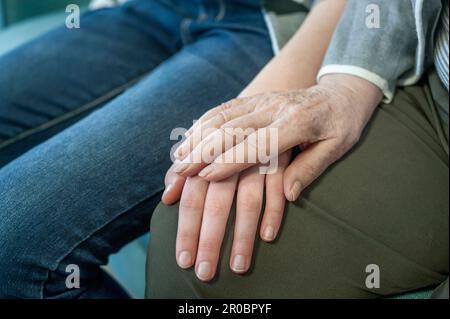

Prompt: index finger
[{"left": 162, "top": 164, "right": 187, "bottom": 205}]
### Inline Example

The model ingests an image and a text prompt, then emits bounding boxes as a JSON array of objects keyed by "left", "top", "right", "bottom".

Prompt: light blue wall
[{"left": 0, "top": 0, "right": 89, "bottom": 28}]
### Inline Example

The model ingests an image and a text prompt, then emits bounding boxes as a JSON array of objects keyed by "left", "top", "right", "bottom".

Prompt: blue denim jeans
[{"left": 0, "top": 0, "right": 273, "bottom": 298}]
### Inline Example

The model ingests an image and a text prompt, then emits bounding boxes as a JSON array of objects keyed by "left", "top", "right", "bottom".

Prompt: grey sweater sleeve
[{"left": 317, "top": 0, "right": 442, "bottom": 102}]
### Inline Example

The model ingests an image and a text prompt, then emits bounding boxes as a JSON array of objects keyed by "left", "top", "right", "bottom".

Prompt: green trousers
[{"left": 145, "top": 74, "right": 449, "bottom": 298}]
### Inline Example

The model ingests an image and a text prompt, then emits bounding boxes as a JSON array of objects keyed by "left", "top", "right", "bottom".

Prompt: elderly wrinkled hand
[{"left": 173, "top": 74, "right": 382, "bottom": 201}]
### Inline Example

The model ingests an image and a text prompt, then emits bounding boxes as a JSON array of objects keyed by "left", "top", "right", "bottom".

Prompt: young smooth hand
[{"left": 162, "top": 152, "right": 290, "bottom": 281}]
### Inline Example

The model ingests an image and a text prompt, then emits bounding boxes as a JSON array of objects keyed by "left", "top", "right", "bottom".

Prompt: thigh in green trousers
[{"left": 145, "top": 80, "right": 449, "bottom": 298}]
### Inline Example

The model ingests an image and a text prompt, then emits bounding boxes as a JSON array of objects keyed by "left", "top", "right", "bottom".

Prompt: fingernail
[
  {"left": 175, "top": 144, "right": 189, "bottom": 160},
  {"left": 263, "top": 225, "right": 275, "bottom": 241},
  {"left": 174, "top": 145, "right": 184, "bottom": 160},
  {"left": 174, "top": 162, "right": 189, "bottom": 173},
  {"left": 198, "top": 165, "right": 214, "bottom": 178},
  {"left": 163, "top": 183, "right": 173, "bottom": 196},
  {"left": 290, "top": 182, "right": 301, "bottom": 201},
  {"left": 197, "top": 261, "right": 212, "bottom": 281},
  {"left": 178, "top": 251, "right": 192, "bottom": 268},
  {"left": 174, "top": 149, "right": 182, "bottom": 160},
  {"left": 231, "top": 255, "right": 247, "bottom": 273}
]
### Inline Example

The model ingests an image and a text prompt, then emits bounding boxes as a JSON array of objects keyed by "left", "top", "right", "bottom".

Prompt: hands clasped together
[{"left": 161, "top": 74, "right": 381, "bottom": 281}]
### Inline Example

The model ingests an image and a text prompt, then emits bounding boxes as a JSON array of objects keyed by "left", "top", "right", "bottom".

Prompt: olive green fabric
[{"left": 145, "top": 75, "right": 449, "bottom": 299}]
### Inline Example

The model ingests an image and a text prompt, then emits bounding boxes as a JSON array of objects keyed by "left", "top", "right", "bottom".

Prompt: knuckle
[
  {"left": 233, "top": 236, "right": 254, "bottom": 249},
  {"left": 274, "top": 182, "right": 285, "bottom": 194},
  {"left": 348, "top": 131, "right": 361, "bottom": 146},
  {"left": 238, "top": 195, "right": 262, "bottom": 213},
  {"left": 219, "top": 101, "right": 234, "bottom": 111},
  {"left": 266, "top": 205, "right": 284, "bottom": 217},
  {"left": 204, "top": 200, "right": 226, "bottom": 216},
  {"left": 198, "top": 240, "right": 219, "bottom": 254},
  {"left": 301, "top": 161, "right": 317, "bottom": 177},
  {"left": 177, "top": 229, "right": 197, "bottom": 242},
  {"left": 180, "top": 197, "right": 202, "bottom": 211},
  {"left": 217, "top": 110, "right": 230, "bottom": 124},
  {"left": 203, "top": 108, "right": 218, "bottom": 120},
  {"left": 338, "top": 130, "right": 361, "bottom": 150}
]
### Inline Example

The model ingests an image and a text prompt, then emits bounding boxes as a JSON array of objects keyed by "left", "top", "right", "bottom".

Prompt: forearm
[{"left": 240, "top": 0, "right": 347, "bottom": 97}]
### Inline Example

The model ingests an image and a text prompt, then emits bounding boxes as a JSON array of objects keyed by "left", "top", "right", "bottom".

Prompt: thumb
[
  {"left": 283, "top": 140, "right": 339, "bottom": 202},
  {"left": 162, "top": 165, "right": 186, "bottom": 205}
]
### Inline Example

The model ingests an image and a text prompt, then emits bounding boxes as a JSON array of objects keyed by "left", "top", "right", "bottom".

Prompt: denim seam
[
  {"left": 180, "top": 18, "right": 193, "bottom": 45},
  {"left": 215, "top": 0, "right": 226, "bottom": 21},
  {"left": 197, "top": 2, "right": 208, "bottom": 21},
  {"left": 0, "top": 75, "right": 145, "bottom": 152},
  {"left": 40, "top": 185, "right": 165, "bottom": 298}
]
